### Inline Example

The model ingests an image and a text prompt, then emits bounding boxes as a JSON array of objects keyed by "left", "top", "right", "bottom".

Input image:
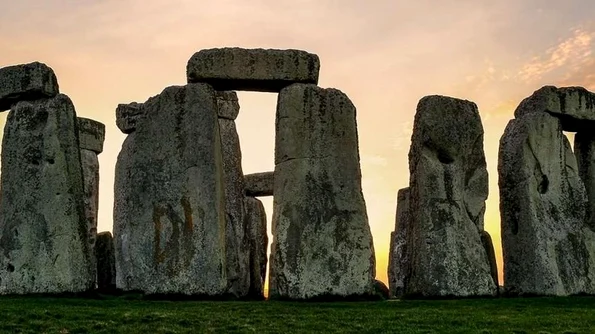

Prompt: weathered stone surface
[
  {"left": 114, "top": 83, "right": 227, "bottom": 296},
  {"left": 96, "top": 231, "right": 116, "bottom": 291},
  {"left": 80, "top": 149, "right": 99, "bottom": 279},
  {"left": 575, "top": 132, "right": 595, "bottom": 230},
  {"left": 480, "top": 231, "right": 499, "bottom": 289},
  {"left": 187, "top": 48, "right": 320, "bottom": 93},
  {"left": 406, "top": 95, "right": 496, "bottom": 297},
  {"left": 499, "top": 111, "right": 595, "bottom": 295},
  {"left": 514, "top": 86, "right": 595, "bottom": 132},
  {"left": 0, "top": 95, "right": 93, "bottom": 294},
  {"left": 216, "top": 91, "right": 239, "bottom": 120},
  {"left": 0, "top": 62, "right": 59, "bottom": 111},
  {"left": 78, "top": 118, "right": 105, "bottom": 153},
  {"left": 245, "top": 172, "right": 274, "bottom": 197},
  {"left": 269, "top": 84, "right": 375, "bottom": 300},
  {"left": 388, "top": 187, "right": 409, "bottom": 298},
  {"left": 116, "top": 102, "right": 145, "bottom": 134},
  {"left": 218, "top": 118, "right": 250, "bottom": 297},
  {"left": 245, "top": 196, "right": 268, "bottom": 299}
]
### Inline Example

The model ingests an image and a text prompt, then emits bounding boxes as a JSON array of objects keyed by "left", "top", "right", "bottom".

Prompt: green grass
[{"left": 0, "top": 295, "right": 594, "bottom": 333}]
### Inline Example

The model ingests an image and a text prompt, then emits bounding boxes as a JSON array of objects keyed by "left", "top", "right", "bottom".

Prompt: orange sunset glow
[{"left": 2, "top": 0, "right": 595, "bottom": 288}]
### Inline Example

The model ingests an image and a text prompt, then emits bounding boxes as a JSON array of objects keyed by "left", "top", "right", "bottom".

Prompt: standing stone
[
  {"left": 245, "top": 196, "right": 268, "bottom": 299},
  {"left": 245, "top": 172, "right": 274, "bottom": 197},
  {"left": 0, "top": 95, "right": 93, "bottom": 294},
  {"left": 114, "top": 83, "right": 227, "bottom": 296},
  {"left": 480, "top": 231, "right": 499, "bottom": 289},
  {"left": 388, "top": 187, "right": 409, "bottom": 298},
  {"left": 0, "top": 62, "right": 59, "bottom": 111},
  {"left": 217, "top": 91, "right": 250, "bottom": 298},
  {"left": 269, "top": 83, "right": 375, "bottom": 300},
  {"left": 187, "top": 48, "right": 320, "bottom": 92},
  {"left": 499, "top": 111, "right": 595, "bottom": 295},
  {"left": 575, "top": 132, "right": 595, "bottom": 230},
  {"left": 96, "top": 232, "right": 116, "bottom": 292},
  {"left": 116, "top": 102, "right": 145, "bottom": 134},
  {"left": 77, "top": 118, "right": 105, "bottom": 257},
  {"left": 406, "top": 95, "right": 495, "bottom": 297}
]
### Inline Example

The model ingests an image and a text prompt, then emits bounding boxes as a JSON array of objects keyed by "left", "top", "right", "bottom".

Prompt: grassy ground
[{"left": 0, "top": 295, "right": 593, "bottom": 333}]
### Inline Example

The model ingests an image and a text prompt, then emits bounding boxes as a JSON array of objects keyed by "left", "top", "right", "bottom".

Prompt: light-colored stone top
[{"left": 0, "top": 62, "right": 59, "bottom": 111}]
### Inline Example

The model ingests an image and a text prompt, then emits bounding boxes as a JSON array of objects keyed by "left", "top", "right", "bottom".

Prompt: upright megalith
[
  {"left": 77, "top": 118, "right": 105, "bottom": 253},
  {"left": 96, "top": 232, "right": 116, "bottom": 292},
  {"left": 269, "top": 83, "right": 375, "bottom": 300},
  {"left": 406, "top": 95, "right": 496, "bottom": 297},
  {"left": 575, "top": 132, "right": 595, "bottom": 230},
  {"left": 187, "top": 48, "right": 320, "bottom": 92},
  {"left": 245, "top": 172, "right": 274, "bottom": 197},
  {"left": 480, "top": 231, "right": 499, "bottom": 289},
  {"left": 0, "top": 94, "right": 94, "bottom": 294},
  {"left": 245, "top": 196, "right": 268, "bottom": 299},
  {"left": 0, "top": 62, "right": 59, "bottom": 111},
  {"left": 388, "top": 187, "right": 409, "bottom": 298},
  {"left": 217, "top": 90, "right": 250, "bottom": 298},
  {"left": 499, "top": 111, "right": 595, "bottom": 295},
  {"left": 114, "top": 83, "right": 228, "bottom": 296}
]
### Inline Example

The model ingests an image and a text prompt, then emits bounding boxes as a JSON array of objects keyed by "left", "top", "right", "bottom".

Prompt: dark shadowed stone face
[
  {"left": 0, "top": 62, "right": 59, "bottom": 111},
  {"left": 244, "top": 172, "right": 274, "bottom": 197},
  {"left": 78, "top": 117, "right": 105, "bottom": 153},
  {"left": 115, "top": 102, "right": 145, "bottom": 134}
]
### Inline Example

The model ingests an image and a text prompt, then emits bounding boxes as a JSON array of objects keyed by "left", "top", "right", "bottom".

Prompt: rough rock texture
[
  {"left": 514, "top": 86, "right": 595, "bottom": 132},
  {"left": 269, "top": 83, "right": 375, "bottom": 300},
  {"left": 114, "top": 83, "right": 228, "bottom": 296},
  {"left": 245, "top": 172, "right": 274, "bottom": 197},
  {"left": 187, "top": 48, "right": 320, "bottom": 92},
  {"left": 0, "top": 62, "right": 59, "bottom": 111},
  {"left": 96, "top": 232, "right": 116, "bottom": 291},
  {"left": 218, "top": 116, "right": 250, "bottom": 298},
  {"left": 116, "top": 102, "right": 145, "bottom": 134},
  {"left": 244, "top": 196, "right": 268, "bottom": 299},
  {"left": 78, "top": 118, "right": 105, "bottom": 153},
  {"left": 0, "top": 95, "right": 94, "bottom": 294},
  {"left": 215, "top": 91, "right": 240, "bottom": 120},
  {"left": 499, "top": 111, "right": 595, "bottom": 295},
  {"left": 575, "top": 132, "right": 595, "bottom": 230},
  {"left": 388, "top": 187, "right": 409, "bottom": 298},
  {"left": 480, "top": 231, "right": 499, "bottom": 289},
  {"left": 406, "top": 95, "right": 496, "bottom": 298}
]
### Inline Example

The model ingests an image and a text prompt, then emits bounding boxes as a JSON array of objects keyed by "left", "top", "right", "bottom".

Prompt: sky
[{"left": 1, "top": 0, "right": 594, "bottom": 286}]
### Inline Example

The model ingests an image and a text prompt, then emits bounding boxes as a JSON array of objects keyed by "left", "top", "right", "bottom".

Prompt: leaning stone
[
  {"left": 514, "top": 85, "right": 595, "bottom": 131},
  {"left": 187, "top": 48, "right": 320, "bottom": 92},
  {"left": 116, "top": 102, "right": 145, "bottom": 134},
  {"left": 575, "top": 132, "right": 595, "bottom": 230},
  {"left": 499, "top": 111, "right": 595, "bottom": 295},
  {"left": 245, "top": 172, "right": 274, "bottom": 197},
  {"left": 245, "top": 196, "right": 268, "bottom": 299},
  {"left": 114, "top": 83, "right": 227, "bottom": 296},
  {"left": 78, "top": 118, "right": 105, "bottom": 154},
  {"left": 388, "top": 187, "right": 409, "bottom": 298},
  {"left": 96, "top": 232, "right": 116, "bottom": 292},
  {"left": 406, "top": 95, "right": 495, "bottom": 298},
  {"left": 480, "top": 231, "right": 499, "bottom": 289},
  {"left": 216, "top": 91, "right": 240, "bottom": 120},
  {"left": 0, "top": 94, "right": 93, "bottom": 294},
  {"left": 219, "top": 118, "right": 250, "bottom": 298},
  {"left": 269, "top": 84, "right": 375, "bottom": 300},
  {"left": 0, "top": 62, "right": 59, "bottom": 111}
]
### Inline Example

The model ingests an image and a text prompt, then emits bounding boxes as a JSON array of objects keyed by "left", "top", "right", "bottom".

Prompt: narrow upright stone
[
  {"left": 245, "top": 196, "right": 268, "bottom": 299},
  {"left": 116, "top": 102, "right": 145, "bottom": 134},
  {"left": 0, "top": 95, "right": 93, "bottom": 294},
  {"left": 114, "top": 84, "right": 227, "bottom": 296},
  {"left": 96, "top": 232, "right": 116, "bottom": 292},
  {"left": 480, "top": 231, "right": 499, "bottom": 289},
  {"left": 0, "top": 62, "right": 59, "bottom": 111},
  {"left": 575, "top": 132, "right": 595, "bottom": 230},
  {"left": 406, "top": 95, "right": 495, "bottom": 297},
  {"left": 245, "top": 172, "right": 274, "bottom": 197},
  {"left": 499, "top": 112, "right": 595, "bottom": 295},
  {"left": 388, "top": 187, "right": 409, "bottom": 298},
  {"left": 269, "top": 83, "right": 375, "bottom": 300},
  {"left": 187, "top": 48, "right": 320, "bottom": 92}
]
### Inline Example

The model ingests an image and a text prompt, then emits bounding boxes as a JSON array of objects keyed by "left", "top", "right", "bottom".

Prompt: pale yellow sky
[{"left": 1, "top": 0, "right": 594, "bottom": 285}]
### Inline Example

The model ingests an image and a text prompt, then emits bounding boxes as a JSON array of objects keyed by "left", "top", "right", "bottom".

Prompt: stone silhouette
[
  {"left": 405, "top": 95, "right": 496, "bottom": 297},
  {"left": 0, "top": 62, "right": 59, "bottom": 111},
  {"left": 576, "top": 132, "right": 595, "bottom": 229},
  {"left": 269, "top": 83, "right": 376, "bottom": 300},
  {"left": 96, "top": 231, "right": 116, "bottom": 292},
  {"left": 245, "top": 172, "right": 274, "bottom": 197},
  {"left": 388, "top": 187, "right": 410, "bottom": 298},
  {"left": 245, "top": 196, "right": 268, "bottom": 299}
]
